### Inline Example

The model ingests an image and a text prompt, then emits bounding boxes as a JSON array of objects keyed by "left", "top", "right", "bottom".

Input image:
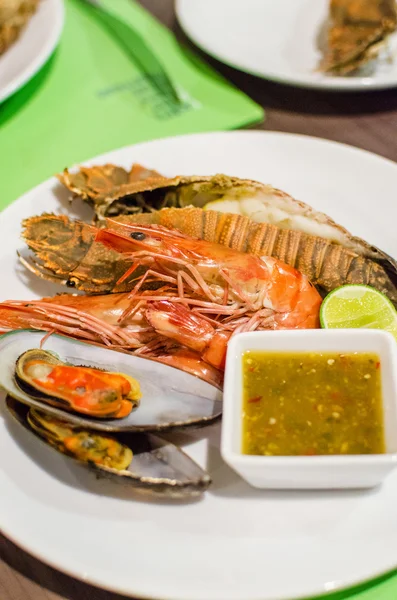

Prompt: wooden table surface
[{"left": 2, "top": 1, "right": 397, "bottom": 599}]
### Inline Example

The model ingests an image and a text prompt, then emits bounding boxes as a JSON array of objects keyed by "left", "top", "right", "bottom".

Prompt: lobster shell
[{"left": 116, "top": 207, "right": 397, "bottom": 305}]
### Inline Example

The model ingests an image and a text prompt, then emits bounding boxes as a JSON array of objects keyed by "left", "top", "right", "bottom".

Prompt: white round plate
[
  {"left": 0, "top": 0, "right": 64, "bottom": 104},
  {"left": 1, "top": 131, "right": 397, "bottom": 600},
  {"left": 176, "top": 0, "right": 397, "bottom": 91}
]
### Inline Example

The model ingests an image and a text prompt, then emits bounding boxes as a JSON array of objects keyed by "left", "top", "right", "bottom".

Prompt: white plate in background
[
  {"left": 176, "top": 0, "right": 397, "bottom": 91},
  {"left": 0, "top": 0, "right": 64, "bottom": 103}
]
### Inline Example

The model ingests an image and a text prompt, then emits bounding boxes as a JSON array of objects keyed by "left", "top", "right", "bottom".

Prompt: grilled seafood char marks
[
  {"left": 6, "top": 397, "right": 211, "bottom": 497},
  {"left": 320, "top": 0, "right": 397, "bottom": 74},
  {"left": 15, "top": 348, "right": 141, "bottom": 418}
]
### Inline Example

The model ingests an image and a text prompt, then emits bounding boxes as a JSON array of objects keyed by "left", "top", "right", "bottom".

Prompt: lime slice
[{"left": 320, "top": 285, "right": 397, "bottom": 341}]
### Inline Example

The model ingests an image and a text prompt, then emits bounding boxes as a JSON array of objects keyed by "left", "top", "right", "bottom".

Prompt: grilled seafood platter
[
  {"left": 1, "top": 159, "right": 396, "bottom": 500},
  {"left": 319, "top": 0, "right": 397, "bottom": 75}
]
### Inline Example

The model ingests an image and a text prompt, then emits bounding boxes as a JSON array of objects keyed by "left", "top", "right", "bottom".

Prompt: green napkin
[{"left": 0, "top": 0, "right": 263, "bottom": 208}]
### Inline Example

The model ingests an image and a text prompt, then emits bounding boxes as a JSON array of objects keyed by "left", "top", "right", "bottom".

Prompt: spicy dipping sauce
[{"left": 242, "top": 351, "right": 384, "bottom": 456}]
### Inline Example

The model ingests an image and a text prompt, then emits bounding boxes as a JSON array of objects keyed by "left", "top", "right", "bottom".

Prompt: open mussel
[
  {"left": 0, "top": 330, "right": 222, "bottom": 432},
  {"left": 15, "top": 348, "right": 141, "bottom": 419},
  {"left": 6, "top": 397, "right": 211, "bottom": 497}
]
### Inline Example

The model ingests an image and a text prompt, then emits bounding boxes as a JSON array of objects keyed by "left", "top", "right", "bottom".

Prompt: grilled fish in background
[{"left": 320, "top": 0, "right": 397, "bottom": 74}]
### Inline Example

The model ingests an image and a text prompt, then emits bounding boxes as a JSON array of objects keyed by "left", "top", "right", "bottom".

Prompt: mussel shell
[
  {"left": 6, "top": 396, "right": 211, "bottom": 497},
  {"left": 14, "top": 348, "right": 141, "bottom": 418},
  {"left": 0, "top": 330, "right": 222, "bottom": 432}
]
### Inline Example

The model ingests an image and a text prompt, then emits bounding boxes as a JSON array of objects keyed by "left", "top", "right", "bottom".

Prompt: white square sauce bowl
[{"left": 221, "top": 329, "right": 397, "bottom": 490}]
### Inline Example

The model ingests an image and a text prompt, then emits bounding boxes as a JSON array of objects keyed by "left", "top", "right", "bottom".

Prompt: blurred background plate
[
  {"left": 0, "top": 0, "right": 64, "bottom": 104},
  {"left": 176, "top": 0, "right": 397, "bottom": 91}
]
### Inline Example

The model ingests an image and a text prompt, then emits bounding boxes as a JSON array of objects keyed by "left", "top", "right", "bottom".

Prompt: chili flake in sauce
[{"left": 242, "top": 351, "right": 384, "bottom": 456}]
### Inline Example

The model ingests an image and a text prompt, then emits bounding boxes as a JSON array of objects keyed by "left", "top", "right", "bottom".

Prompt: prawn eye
[{"left": 130, "top": 231, "right": 146, "bottom": 240}]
